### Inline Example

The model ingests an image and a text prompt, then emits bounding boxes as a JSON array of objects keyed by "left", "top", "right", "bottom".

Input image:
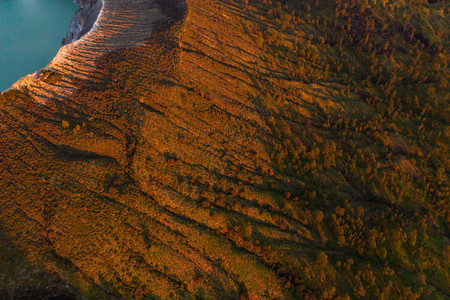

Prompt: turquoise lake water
[{"left": 0, "top": 0, "right": 78, "bottom": 91}]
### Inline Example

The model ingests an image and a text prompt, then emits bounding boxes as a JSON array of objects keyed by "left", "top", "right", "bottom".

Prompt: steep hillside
[{"left": 0, "top": 0, "right": 448, "bottom": 299}]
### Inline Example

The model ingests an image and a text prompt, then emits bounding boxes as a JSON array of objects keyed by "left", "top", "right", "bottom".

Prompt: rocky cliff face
[
  {"left": 0, "top": 0, "right": 448, "bottom": 299},
  {"left": 62, "top": 0, "right": 102, "bottom": 45}
]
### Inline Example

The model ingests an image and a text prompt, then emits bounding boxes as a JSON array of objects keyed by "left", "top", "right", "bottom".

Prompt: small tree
[{"left": 316, "top": 252, "right": 328, "bottom": 269}]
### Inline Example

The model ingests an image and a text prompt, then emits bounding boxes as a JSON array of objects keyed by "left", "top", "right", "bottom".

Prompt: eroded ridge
[
  {"left": 0, "top": 0, "right": 292, "bottom": 297},
  {"left": 9, "top": 0, "right": 186, "bottom": 97}
]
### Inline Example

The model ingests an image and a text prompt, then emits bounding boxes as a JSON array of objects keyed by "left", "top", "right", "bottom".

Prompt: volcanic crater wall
[
  {"left": 62, "top": 0, "right": 102, "bottom": 45},
  {"left": 0, "top": 0, "right": 290, "bottom": 298},
  {"left": 0, "top": 0, "right": 448, "bottom": 299}
]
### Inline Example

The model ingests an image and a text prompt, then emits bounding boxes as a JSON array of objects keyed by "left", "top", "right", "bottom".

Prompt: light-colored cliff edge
[{"left": 62, "top": 0, "right": 103, "bottom": 45}]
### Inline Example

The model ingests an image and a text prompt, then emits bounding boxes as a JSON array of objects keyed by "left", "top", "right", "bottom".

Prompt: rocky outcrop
[{"left": 62, "top": 0, "right": 102, "bottom": 45}]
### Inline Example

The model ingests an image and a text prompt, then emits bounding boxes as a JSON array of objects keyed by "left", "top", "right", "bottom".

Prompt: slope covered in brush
[{"left": 0, "top": 0, "right": 448, "bottom": 298}]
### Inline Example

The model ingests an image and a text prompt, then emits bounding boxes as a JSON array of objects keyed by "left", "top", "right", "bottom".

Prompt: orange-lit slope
[
  {"left": 0, "top": 0, "right": 293, "bottom": 298},
  {"left": 1, "top": 0, "right": 448, "bottom": 298}
]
